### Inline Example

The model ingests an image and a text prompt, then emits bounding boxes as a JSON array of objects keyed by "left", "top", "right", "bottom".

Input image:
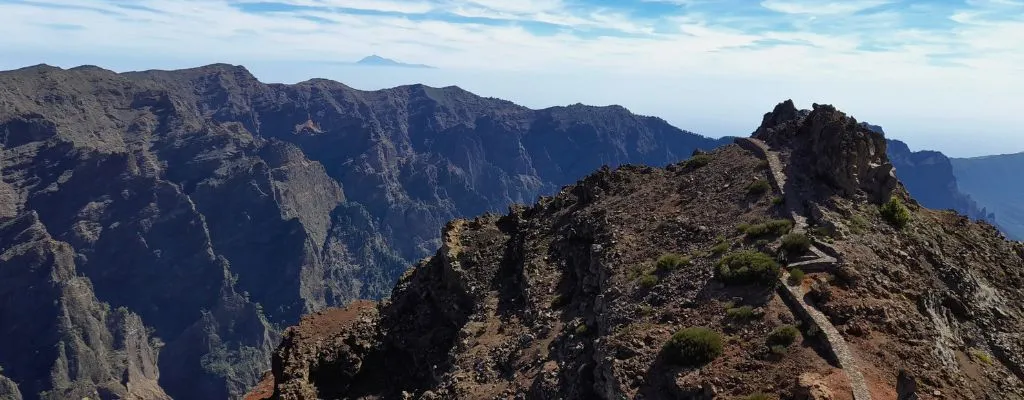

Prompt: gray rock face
[
  {"left": 0, "top": 63, "right": 726, "bottom": 399},
  {"left": 754, "top": 101, "right": 898, "bottom": 203},
  {"left": 0, "top": 212, "right": 169, "bottom": 400}
]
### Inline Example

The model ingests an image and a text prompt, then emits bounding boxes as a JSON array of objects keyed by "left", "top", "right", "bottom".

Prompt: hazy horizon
[{"left": 1, "top": 0, "right": 1022, "bottom": 158}]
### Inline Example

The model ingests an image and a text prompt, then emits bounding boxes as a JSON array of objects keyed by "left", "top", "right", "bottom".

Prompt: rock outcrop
[{"left": 754, "top": 101, "right": 898, "bottom": 203}]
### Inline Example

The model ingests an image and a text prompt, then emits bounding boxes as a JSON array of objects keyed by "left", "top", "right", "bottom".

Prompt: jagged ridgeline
[
  {"left": 253, "top": 101, "right": 1024, "bottom": 400},
  {"left": 0, "top": 63, "right": 727, "bottom": 399}
]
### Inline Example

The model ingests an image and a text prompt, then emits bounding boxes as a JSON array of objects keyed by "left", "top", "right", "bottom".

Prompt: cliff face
[
  {"left": 0, "top": 212, "right": 168, "bottom": 400},
  {"left": 0, "top": 63, "right": 727, "bottom": 399},
  {"left": 255, "top": 101, "right": 1024, "bottom": 400},
  {"left": 951, "top": 153, "right": 1024, "bottom": 240}
]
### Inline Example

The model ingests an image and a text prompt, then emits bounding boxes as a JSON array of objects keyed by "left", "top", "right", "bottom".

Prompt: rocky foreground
[{"left": 249, "top": 102, "right": 1024, "bottom": 400}]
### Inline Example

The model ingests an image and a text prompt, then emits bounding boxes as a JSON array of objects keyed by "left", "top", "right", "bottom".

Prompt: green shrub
[
  {"left": 656, "top": 253, "right": 691, "bottom": 272},
  {"left": 849, "top": 215, "right": 868, "bottom": 235},
  {"left": 771, "top": 196, "right": 785, "bottom": 206},
  {"left": 686, "top": 154, "right": 712, "bottom": 169},
  {"left": 970, "top": 349, "right": 994, "bottom": 365},
  {"left": 575, "top": 323, "right": 589, "bottom": 335},
  {"left": 767, "top": 325, "right": 800, "bottom": 347},
  {"left": 780, "top": 233, "right": 811, "bottom": 256},
  {"left": 747, "top": 180, "right": 772, "bottom": 196},
  {"left": 769, "top": 345, "right": 788, "bottom": 356},
  {"left": 664, "top": 327, "right": 724, "bottom": 366},
  {"left": 880, "top": 196, "right": 911, "bottom": 229},
  {"left": 726, "top": 305, "right": 757, "bottom": 321},
  {"left": 717, "top": 251, "right": 781, "bottom": 284},
  {"left": 741, "top": 219, "right": 793, "bottom": 238},
  {"left": 639, "top": 274, "right": 658, "bottom": 288},
  {"left": 742, "top": 393, "right": 777, "bottom": 400},
  {"left": 711, "top": 241, "right": 731, "bottom": 255},
  {"left": 788, "top": 268, "right": 805, "bottom": 285}
]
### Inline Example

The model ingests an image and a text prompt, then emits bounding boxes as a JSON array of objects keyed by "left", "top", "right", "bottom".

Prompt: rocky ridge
[{"left": 253, "top": 100, "right": 1024, "bottom": 400}]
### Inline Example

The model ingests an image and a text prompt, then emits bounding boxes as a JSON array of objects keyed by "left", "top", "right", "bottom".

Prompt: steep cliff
[
  {"left": 952, "top": 153, "right": 1024, "bottom": 240},
  {"left": 254, "top": 101, "right": 1024, "bottom": 400},
  {"left": 0, "top": 63, "right": 727, "bottom": 399},
  {"left": 0, "top": 212, "right": 169, "bottom": 400}
]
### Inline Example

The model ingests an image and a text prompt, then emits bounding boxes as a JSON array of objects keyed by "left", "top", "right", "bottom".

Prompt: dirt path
[{"left": 735, "top": 137, "right": 872, "bottom": 400}]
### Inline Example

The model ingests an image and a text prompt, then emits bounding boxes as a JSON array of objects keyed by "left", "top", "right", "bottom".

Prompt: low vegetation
[
  {"left": 880, "top": 196, "right": 912, "bottom": 229},
  {"left": 575, "top": 323, "right": 589, "bottom": 335},
  {"left": 550, "top": 294, "right": 567, "bottom": 308},
  {"left": 780, "top": 233, "right": 811, "bottom": 256},
  {"left": 726, "top": 305, "right": 758, "bottom": 321},
  {"left": 741, "top": 393, "right": 776, "bottom": 400},
  {"left": 767, "top": 325, "right": 800, "bottom": 347},
  {"left": 771, "top": 196, "right": 785, "bottom": 206},
  {"left": 738, "top": 219, "right": 793, "bottom": 238},
  {"left": 711, "top": 240, "right": 731, "bottom": 255},
  {"left": 655, "top": 253, "right": 691, "bottom": 272},
  {"left": 747, "top": 180, "right": 772, "bottom": 196},
  {"left": 849, "top": 214, "right": 869, "bottom": 235},
  {"left": 639, "top": 274, "right": 658, "bottom": 288},
  {"left": 970, "top": 349, "right": 994, "bottom": 365},
  {"left": 664, "top": 327, "right": 724, "bottom": 366},
  {"left": 717, "top": 250, "right": 781, "bottom": 284},
  {"left": 787, "top": 268, "right": 805, "bottom": 285},
  {"left": 685, "top": 154, "right": 712, "bottom": 169}
]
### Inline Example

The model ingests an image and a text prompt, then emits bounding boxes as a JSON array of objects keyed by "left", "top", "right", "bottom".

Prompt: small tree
[{"left": 880, "top": 196, "right": 911, "bottom": 229}]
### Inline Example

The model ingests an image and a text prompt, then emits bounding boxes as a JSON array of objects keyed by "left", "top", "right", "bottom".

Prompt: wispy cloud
[
  {"left": 0, "top": 0, "right": 1020, "bottom": 77},
  {"left": 0, "top": 0, "right": 1022, "bottom": 155},
  {"left": 760, "top": 0, "right": 892, "bottom": 15}
]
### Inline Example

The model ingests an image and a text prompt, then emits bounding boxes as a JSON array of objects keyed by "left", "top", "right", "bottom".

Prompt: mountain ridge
[{"left": 249, "top": 100, "right": 1024, "bottom": 399}]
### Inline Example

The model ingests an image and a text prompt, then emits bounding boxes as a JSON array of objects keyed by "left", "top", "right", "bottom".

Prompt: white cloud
[
  {"left": 232, "top": 0, "right": 439, "bottom": 13},
  {"left": 760, "top": 0, "right": 892, "bottom": 15}
]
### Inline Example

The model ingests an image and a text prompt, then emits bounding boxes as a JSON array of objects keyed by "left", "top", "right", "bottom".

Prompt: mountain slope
[
  {"left": 0, "top": 63, "right": 728, "bottom": 399},
  {"left": 952, "top": 153, "right": 1024, "bottom": 240},
  {"left": 253, "top": 101, "right": 1024, "bottom": 400}
]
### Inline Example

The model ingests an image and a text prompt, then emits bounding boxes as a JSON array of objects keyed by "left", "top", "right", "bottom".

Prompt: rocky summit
[
  {"left": 250, "top": 101, "right": 1024, "bottom": 400},
  {"left": 0, "top": 63, "right": 727, "bottom": 399}
]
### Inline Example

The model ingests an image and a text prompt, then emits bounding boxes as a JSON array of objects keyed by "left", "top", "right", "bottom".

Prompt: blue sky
[{"left": 0, "top": 0, "right": 1022, "bottom": 156}]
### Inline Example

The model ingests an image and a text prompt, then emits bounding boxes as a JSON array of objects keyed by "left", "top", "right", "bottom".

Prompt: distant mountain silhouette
[
  {"left": 952, "top": 152, "right": 1024, "bottom": 240},
  {"left": 355, "top": 55, "right": 435, "bottom": 69}
]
